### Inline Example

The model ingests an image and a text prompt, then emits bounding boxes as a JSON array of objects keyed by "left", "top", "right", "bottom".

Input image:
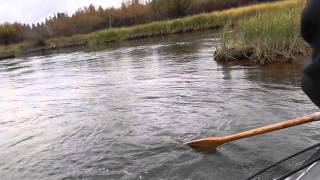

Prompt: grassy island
[{"left": 215, "top": 0, "right": 310, "bottom": 64}]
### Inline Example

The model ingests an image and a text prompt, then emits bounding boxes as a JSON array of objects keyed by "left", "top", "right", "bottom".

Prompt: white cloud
[{"left": 0, "top": 0, "right": 122, "bottom": 24}]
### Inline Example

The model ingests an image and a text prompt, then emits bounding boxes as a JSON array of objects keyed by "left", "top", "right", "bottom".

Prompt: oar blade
[{"left": 184, "top": 137, "right": 225, "bottom": 151}]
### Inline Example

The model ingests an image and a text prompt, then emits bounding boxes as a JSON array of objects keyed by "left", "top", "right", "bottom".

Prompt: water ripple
[{"left": 0, "top": 31, "right": 317, "bottom": 180}]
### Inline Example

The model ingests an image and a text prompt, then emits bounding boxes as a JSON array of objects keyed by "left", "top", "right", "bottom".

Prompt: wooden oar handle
[{"left": 223, "top": 112, "right": 320, "bottom": 142}]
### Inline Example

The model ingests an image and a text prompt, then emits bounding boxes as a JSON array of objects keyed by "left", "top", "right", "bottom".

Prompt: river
[{"left": 0, "top": 31, "right": 319, "bottom": 180}]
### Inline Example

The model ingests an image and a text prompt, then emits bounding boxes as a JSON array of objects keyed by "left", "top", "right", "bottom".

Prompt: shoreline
[{"left": 0, "top": 0, "right": 298, "bottom": 61}]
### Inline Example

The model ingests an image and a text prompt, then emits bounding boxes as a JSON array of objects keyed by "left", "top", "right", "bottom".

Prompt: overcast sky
[{"left": 0, "top": 0, "right": 123, "bottom": 24}]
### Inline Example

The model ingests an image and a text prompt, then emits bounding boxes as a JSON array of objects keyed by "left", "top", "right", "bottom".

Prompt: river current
[{"left": 0, "top": 31, "right": 318, "bottom": 180}]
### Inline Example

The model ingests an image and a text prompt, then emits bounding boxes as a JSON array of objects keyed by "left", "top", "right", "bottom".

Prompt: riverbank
[
  {"left": 215, "top": 0, "right": 310, "bottom": 64},
  {"left": 0, "top": 34, "right": 88, "bottom": 60},
  {"left": 0, "top": 0, "right": 302, "bottom": 60}
]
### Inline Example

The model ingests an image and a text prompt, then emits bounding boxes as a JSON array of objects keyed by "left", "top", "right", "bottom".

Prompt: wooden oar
[{"left": 185, "top": 112, "right": 320, "bottom": 151}]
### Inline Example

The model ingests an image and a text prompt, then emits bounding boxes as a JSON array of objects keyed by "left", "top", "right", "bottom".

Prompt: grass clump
[
  {"left": 215, "top": 0, "right": 311, "bottom": 64},
  {"left": 0, "top": 43, "right": 27, "bottom": 59}
]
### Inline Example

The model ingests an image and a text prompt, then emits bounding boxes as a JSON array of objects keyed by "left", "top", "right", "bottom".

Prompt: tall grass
[
  {"left": 89, "top": 0, "right": 299, "bottom": 47},
  {"left": 215, "top": 0, "right": 310, "bottom": 64}
]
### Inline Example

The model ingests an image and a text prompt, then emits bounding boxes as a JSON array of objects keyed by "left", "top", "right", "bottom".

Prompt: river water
[{"left": 0, "top": 31, "right": 319, "bottom": 180}]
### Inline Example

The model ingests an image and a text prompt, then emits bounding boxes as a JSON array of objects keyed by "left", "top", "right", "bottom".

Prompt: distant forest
[{"left": 0, "top": 0, "right": 277, "bottom": 46}]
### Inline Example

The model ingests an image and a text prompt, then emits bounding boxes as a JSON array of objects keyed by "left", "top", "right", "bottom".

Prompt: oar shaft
[{"left": 223, "top": 112, "right": 320, "bottom": 142}]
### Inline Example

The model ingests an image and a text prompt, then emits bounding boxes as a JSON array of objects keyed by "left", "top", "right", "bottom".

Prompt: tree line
[{"left": 0, "top": 0, "right": 277, "bottom": 46}]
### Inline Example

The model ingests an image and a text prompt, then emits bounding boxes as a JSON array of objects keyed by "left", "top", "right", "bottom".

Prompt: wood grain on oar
[{"left": 185, "top": 112, "right": 320, "bottom": 151}]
